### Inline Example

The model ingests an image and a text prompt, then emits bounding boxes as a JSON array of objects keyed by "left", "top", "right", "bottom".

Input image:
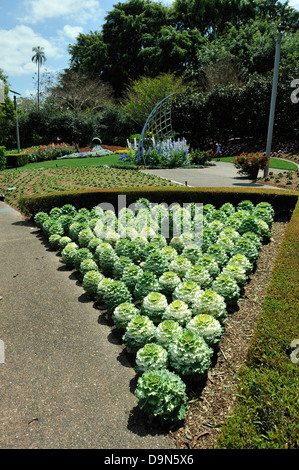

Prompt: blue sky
[{"left": 0, "top": 0, "right": 298, "bottom": 100}]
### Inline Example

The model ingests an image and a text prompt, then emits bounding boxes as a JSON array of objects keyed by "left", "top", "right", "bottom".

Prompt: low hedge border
[
  {"left": 18, "top": 186, "right": 298, "bottom": 221},
  {"left": 216, "top": 197, "right": 299, "bottom": 449},
  {"left": 5, "top": 153, "right": 29, "bottom": 168}
]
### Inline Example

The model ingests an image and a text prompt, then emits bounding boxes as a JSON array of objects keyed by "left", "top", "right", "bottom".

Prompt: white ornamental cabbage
[
  {"left": 181, "top": 244, "right": 202, "bottom": 264},
  {"left": 162, "top": 299, "right": 192, "bottom": 326},
  {"left": 122, "top": 315, "right": 157, "bottom": 353},
  {"left": 221, "top": 263, "right": 248, "bottom": 286},
  {"left": 82, "top": 270, "right": 104, "bottom": 295},
  {"left": 169, "top": 236, "right": 184, "bottom": 254},
  {"left": 141, "top": 292, "right": 168, "bottom": 322},
  {"left": 168, "top": 329, "right": 213, "bottom": 378},
  {"left": 61, "top": 242, "right": 79, "bottom": 266},
  {"left": 96, "top": 277, "right": 114, "bottom": 303},
  {"left": 227, "top": 253, "right": 253, "bottom": 275},
  {"left": 59, "top": 236, "right": 72, "bottom": 250},
  {"left": 216, "top": 235, "right": 234, "bottom": 255},
  {"left": 155, "top": 320, "right": 183, "bottom": 350},
  {"left": 112, "top": 302, "right": 140, "bottom": 329},
  {"left": 232, "top": 237, "right": 259, "bottom": 264},
  {"left": 121, "top": 264, "right": 143, "bottom": 292},
  {"left": 48, "top": 233, "right": 61, "bottom": 250},
  {"left": 184, "top": 265, "right": 212, "bottom": 288},
  {"left": 191, "top": 289, "right": 227, "bottom": 324},
  {"left": 172, "top": 281, "right": 203, "bottom": 307},
  {"left": 73, "top": 247, "right": 93, "bottom": 270},
  {"left": 212, "top": 273, "right": 241, "bottom": 305},
  {"left": 186, "top": 314, "right": 223, "bottom": 347},
  {"left": 158, "top": 271, "right": 181, "bottom": 295},
  {"left": 169, "top": 256, "right": 192, "bottom": 279},
  {"left": 78, "top": 228, "right": 94, "bottom": 247},
  {"left": 79, "top": 258, "right": 99, "bottom": 276},
  {"left": 206, "top": 244, "right": 228, "bottom": 268},
  {"left": 135, "top": 343, "right": 168, "bottom": 374},
  {"left": 160, "top": 246, "right": 178, "bottom": 262},
  {"left": 143, "top": 252, "right": 169, "bottom": 277},
  {"left": 196, "top": 255, "right": 220, "bottom": 279}
]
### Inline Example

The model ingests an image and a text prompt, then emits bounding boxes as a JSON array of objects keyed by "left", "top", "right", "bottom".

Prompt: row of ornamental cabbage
[{"left": 34, "top": 198, "right": 274, "bottom": 424}]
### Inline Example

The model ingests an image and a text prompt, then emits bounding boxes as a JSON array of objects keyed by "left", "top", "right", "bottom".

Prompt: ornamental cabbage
[
  {"left": 256, "top": 219, "right": 271, "bottom": 239},
  {"left": 97, "top": 246, "right": 119, "bottom": 275},
  {"left": 59, "top": 236, "right": 72, "bottom": 250},
  {"left": 87, "top": 237, "right": 101, "bottom": 253},
  {"left": 78, "top": 228, "right": 94, "bottom": 247},
  {"left": 121, "top": 264, "right": 143, "bottom": 292},
  {"left": 196, "top": 254, "right": 220, "bottom": 278},
  {"left": 73, "top": 247, "right": 93, "bottom": 271},
  {"left": 79, "top": 258, "right": 99, "bottom": 276},
  {"left": 172, "top": 281, "right": 202, "bottom": 307},
  {"left": 238, "top": 215, "right": 261, "bottom": 236},
  {"left": 34, "top": 211, "right": 49, "bottom": 228},
  {"left": 169, "top": 236, "right": 184, "bottom": 254},
  {"left": 112, "top": 302, "right": 139, "bottom": 329},
  {"left": 241, "top": 231, "right": 262, "bottom": 251},
  {"left": 69, "top": 221, "right": 89, "bottom": 242},
  {"left": 227, "top": 253, "right": 253, "bottom": 275},
  {"left": 96, "top": 277, "right": 113, "bottom": 303},
  {"left": 212, "top": 273, "right": 241, "bottom": 305},
  {"left": 216, "top": 235, "right": 234, "bottom": 254},
  {"left": 206, "top": 244, "right": 228, "bottom": 267},
  {"left": 48, "top": 233, "right": 61, "bottom": 250},
  {"left": 191, "top": 289, "right": 227, "bottom": 323},
  {"left": 237, "top": 200, "right": 255, "bottom": 213},
  {"left": 113, "top": 256, "right": 133, "bottom": 280},
  {"left": 61, "top": 242, "right": 79, "bottom": 266},
  {"left": 232, "top": 237, "right": 259, "bottom": 263},
  {"left": 221, "top": 263, "right": 247, "bottom": 286},
  {"left": 122, "top": 315, "right": 156, "bottom": 353},
  {"left": 158, "top": 271, "right": 181, "bottom": 295},
  {"left": 134, "top": 368, "right": 188, "bottom": 423},
  {"left": 133, "top": 272, "right": 161, "bottom": 301},
  {"left": 160, "top": 246, "right": 178, "bottom": 262},
  {"left": 143, "top": 252, "right": 169, "bottom": 277},
  {"left": 181, "top": 244, "right": 202, "bottom": 264},
  {"left": 186, "top": 314, "right": 223, "bottom": 347},
  {"left": 168, "top": 329, "right": 213, "bottom": 378},
  {"left": 169, "top": 256, "right": 192, "bottom": 279},
  {"left": 155, "top": 320, "right": 183, "bottom": 349},
  {"left": 82, "top": 270, "right": 104, "bottom": 295},
  {"left": 135, "top": 343, "right": 168, "bottom": 374},
  {"left": 141, "top": 292, "right": 168, "bottom": 323},
  {"left": 103, "top": 280, "right": 132, "bottom": 313},
  {"left": 162, "top": 299, "right": 192, "bottom": 326},
  {"left": 184, "top": 265, "right": 212, "bottom": 288}
]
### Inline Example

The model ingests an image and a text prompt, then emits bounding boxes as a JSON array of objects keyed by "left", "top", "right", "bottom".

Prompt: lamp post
[
  {"left": 264, "top": 31, "right": 282, "bottom": 178},
  {"left": 9, "top": 90, "right": 21, "bottom": 153}
]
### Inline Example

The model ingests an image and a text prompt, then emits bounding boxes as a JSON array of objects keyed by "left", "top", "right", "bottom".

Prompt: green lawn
[{"left": 215, "top": 156, "right": 298, "bottom": 171}]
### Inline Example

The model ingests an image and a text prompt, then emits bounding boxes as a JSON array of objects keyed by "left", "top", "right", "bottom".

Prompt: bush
[
  {"left": 0, "top": 146, "right": 6, "bottom": 170},
  {"left": 5, "top": 153, "right": 28, "bottom": 168}
]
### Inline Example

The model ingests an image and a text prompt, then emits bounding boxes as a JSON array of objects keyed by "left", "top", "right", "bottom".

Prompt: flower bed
[
  {"left": 23, "top": 143, "right": 80, "bottom": 162},
  {"left": 233, "top": 153, "right": 269, "bottom": 179},
  {"left": 34, "top": 197, "right": 275, "bottom": 424}
]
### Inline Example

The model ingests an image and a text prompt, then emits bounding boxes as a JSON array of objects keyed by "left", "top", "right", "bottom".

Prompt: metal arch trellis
[{"left": 137, "top": 93, "right": 176, "bottom": 165}]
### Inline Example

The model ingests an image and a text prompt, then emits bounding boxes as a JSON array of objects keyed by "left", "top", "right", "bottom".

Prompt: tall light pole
[
  {"left": 9, "top": 90, "right": 21, "bottom": 153},
  {"left": 264, "top": 31, "right": 282, "bottom": 177}
]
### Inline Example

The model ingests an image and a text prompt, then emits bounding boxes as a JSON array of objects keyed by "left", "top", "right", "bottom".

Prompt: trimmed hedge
[
  {"left": 18, "top": 187, "right": 298, "bottom": 220},
  {"left": 216, "top": 197, "right": 299, "bottom": 449},
  {"left": 0, "top": 146, "right": 6, "bottom": 171},
  {"left": 6, "top": 153, "right": 29, "bottom": 168}
]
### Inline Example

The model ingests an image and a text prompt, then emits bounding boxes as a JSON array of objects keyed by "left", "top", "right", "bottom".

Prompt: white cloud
[
  {"left": 61, "top": 25, "right": 83, "bottom": 40},
  {"left": 20, "top": 0, "right": 103, "bottom": 24},
  {"left": 0, "top": 25, "right": 60, "bottom": 76}
]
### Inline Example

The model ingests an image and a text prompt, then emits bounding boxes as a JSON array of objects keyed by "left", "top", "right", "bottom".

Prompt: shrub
[
  {"left": 134, "top": 369, "right": 188, "bottom": 423},
  {"left": 0, "top": 146, "right": 6, "bottom": 170}
]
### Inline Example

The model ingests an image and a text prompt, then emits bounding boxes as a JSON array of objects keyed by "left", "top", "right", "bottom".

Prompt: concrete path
[
  {"left": 0, "top": 201, "right": 173, "bottom": 449},
  {"left": 141, "top": 161, "right": 292, "bottom": 189}
]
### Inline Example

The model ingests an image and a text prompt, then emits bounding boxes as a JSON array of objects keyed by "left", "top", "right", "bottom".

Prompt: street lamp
[
  {"left": 9, "top": 89, "right": 21, "bottom": 153},
  {"left": 264, "top": 30, "right": 282, "bottom": 178}
]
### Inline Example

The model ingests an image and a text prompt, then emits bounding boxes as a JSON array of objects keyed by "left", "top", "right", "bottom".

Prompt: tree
[
  {"left": 45, "top": 69, "right": 114, "bottom": 112},
  {"left": 0, "top": 69, "right": 15, "bottom": 147},
  {"left": 121, "top": 73, "right": 187, "bottom": 126},
  {"left": 32, "top": 46, "right": 47, "bottom": 108}
]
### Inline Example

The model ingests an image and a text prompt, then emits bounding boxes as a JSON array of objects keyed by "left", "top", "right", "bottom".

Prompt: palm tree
[{"left": 32, "top": 46, "right": 46, "bottom": 108}]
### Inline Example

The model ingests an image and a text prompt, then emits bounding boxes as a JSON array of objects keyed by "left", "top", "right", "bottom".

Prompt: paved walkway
[
  {"left": 141, "top": 161, "right": 295, "bottom": 188},
  {"left": 0, "top": 202, "right": 173, "bottom": 449}
]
